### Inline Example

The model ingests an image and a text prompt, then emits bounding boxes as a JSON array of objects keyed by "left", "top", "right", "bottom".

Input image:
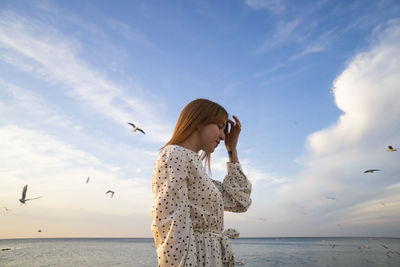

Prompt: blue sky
[{"left": 1, "top": 0, "right": 399, "bottom": 238}]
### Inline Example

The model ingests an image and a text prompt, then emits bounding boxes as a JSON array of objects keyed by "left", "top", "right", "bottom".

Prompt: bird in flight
[
  {"left": 364, "top": 169, "right": 380, "bottom": 173},
  {"left": 326, "top": 197, "right": 337, "bottom": 200},
  {"left": 106, "top": 190, "right": 115, "bottom": 198},
  {"left": 387, "top": 145, "right": 397, "bottom": 152},
  {"left": 86, "top": 177, "right": 90, "bottom": 184},
  {"left": 258, "top": 217, "right": 268, "bottom": 223},
  {"left": 19, "top": 185, "right": 41, "bottom": 204},
  {"left": 128, "top": 122, "right": 145, "bottom": 134},
  {"left": 4, "top": 207, "right": 11, "bottom": 212}
]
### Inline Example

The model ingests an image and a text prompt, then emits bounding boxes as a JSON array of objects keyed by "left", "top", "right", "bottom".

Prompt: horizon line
[{"left": 2, "top": 235, "right": 400, "bottom": 241}]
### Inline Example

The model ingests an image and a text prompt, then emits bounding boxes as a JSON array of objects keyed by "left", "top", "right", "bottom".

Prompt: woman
[{"left": 151, "top": 98, "right": 252, "bottom": 266}]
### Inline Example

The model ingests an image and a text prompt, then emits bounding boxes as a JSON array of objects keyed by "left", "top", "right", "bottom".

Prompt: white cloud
[{"left": 272, "top": 20, "right": 400, "bottom": 236}]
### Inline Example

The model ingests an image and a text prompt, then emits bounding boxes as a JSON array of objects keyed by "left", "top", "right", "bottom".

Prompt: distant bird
[
  {"left": 86, "top": 177, "right": 90, "bottom": 184},
  {"left": 258, "top": 217, "right": 268, "bottom": 223},
  {"left": 19, "top": 185, "right": 41, "bottom": 204},
  {"left": 381, "top": 244, "right": 389, "bottom": 250},
  {"left": 4, "top": 207, "right": 11, "bottom": 212},
  {"left": 387, "top": 145, "right": 397, "bottom": 152},
  {"left": 364, "top": 169, "right": 380, "bottom": 173},
  {"left": 386, "top": 251, "right": 394, "bottom": 258},
  {"left": 128, "top": 122, "right": 145, "bottom": 134},
  {"left": 38, "top": 229, "right": 42, "bottom": 233},
  {"left": 326, "top": 197, "right": 337, "bottom": 200},
  {"left": 106, "top": 190, "right": 115, "bottom": 198}
]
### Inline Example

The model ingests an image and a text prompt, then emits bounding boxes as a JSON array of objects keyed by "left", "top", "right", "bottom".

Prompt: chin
[{"left": 206, "top": 147, "right": 215, "bottom": 154}]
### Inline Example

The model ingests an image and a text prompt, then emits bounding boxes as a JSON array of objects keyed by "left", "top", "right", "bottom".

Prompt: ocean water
[{"left": 1, "top": 237, "right": 400, "bottom": 266}]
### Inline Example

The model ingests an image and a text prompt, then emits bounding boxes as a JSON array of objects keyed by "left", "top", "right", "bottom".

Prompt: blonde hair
[{"left": 163, "top": 98, "right": 228, "bottom": 172}]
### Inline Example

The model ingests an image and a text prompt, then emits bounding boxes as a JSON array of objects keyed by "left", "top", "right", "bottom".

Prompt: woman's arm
[
  {"left": 225, "top": 115, "right": 241, "bottom": 163},
  {"left": 215, "top": 115, "right": 251, "bottom": 212},
  {"left": 213, "top": 163, "right": 252, "bottom": 212},
  {"left": 151, "top": 151, "right": 197, "bottom": 266}
]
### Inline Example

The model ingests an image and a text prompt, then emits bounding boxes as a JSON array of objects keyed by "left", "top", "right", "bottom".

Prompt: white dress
[{"left": 151, "top": 145, "right": 252, "bottom": 267}]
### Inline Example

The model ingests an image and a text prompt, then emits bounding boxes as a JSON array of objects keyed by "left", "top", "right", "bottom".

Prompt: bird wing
[
  {"left": 26, "top": 196, "right": 42, "bottom": 201},
  {"left": 86, "top": 177, "right": 90, "bottom": 183},
  {"left": 365, "top": 169, "right": 380, "bottom": 173},
  {"left": 128, "top": 122, "right": 135, "bottom": 128},
  {"left": 381, "top": 244, "right": 389, "bottom": 249},
  {"left": 21, "top": 185, "right": 27, "bottom": 200},
  {"left": 106, "top": 190, "right": 113, "bottom": 194},
  {"left": 138, "top": 128, "right": 145, "bottom": 134}
]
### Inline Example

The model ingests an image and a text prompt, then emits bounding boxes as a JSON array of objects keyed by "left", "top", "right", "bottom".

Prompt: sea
[{"left": 1, "top": 237, "right": 400, "bottom": 266}]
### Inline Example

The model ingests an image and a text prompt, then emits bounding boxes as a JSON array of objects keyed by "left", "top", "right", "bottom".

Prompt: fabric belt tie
[{"left": 194, "top": 228, "right": 240, "bottom": 264}]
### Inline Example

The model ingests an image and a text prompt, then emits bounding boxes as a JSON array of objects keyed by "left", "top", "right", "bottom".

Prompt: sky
[{"left": 0, "top": 0, "right": 399, "bottom": 239}]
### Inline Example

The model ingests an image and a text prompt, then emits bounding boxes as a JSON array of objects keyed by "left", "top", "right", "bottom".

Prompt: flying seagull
[
  {"left": 364, "top": 169, "right": 380, "bottom": 173},
  {"left": 326, "top": 197, "right": 337, "bottom": 200},
  {"left": 258, "top": 217, "right": 268, "bottom": 223},
  {"left": 86, "top": 177, "right": 90, "bottom": 184},
  {"left": 387, "top": 145, "right": 397, "bottom": 152},
  {"left": 106, "top": 190, "right": 115, "bottom": 198},
  {"left": 19, "top": 185, "right": 41, "bottom": 204},
  {"left": 128, "top": 122, "right": 145, "bottom": 134}
]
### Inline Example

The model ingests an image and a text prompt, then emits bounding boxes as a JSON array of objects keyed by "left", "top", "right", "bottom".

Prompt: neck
[{"left": 178, "top": 132, "right": 200, "bottom": 153}]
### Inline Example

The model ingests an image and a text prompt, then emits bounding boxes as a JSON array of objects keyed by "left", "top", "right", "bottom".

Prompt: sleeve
[
  {"left": 212, "top": 162, "right": 252, "bottom": 212},
  {"left": 151, "top": 152, "right": 197, "bottom": 267}
]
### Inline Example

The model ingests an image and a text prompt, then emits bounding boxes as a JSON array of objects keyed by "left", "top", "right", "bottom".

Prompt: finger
[
  {"left": 232, "top": 115, "right": 241, "bottom": 128},
  {"left": 225, "top": 120, "right": 233, "bottom": 134}
]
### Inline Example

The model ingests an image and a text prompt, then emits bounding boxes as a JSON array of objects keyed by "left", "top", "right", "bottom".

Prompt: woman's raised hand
[{"left": 224, "top": 115, "right": 241, "bottom": 152}]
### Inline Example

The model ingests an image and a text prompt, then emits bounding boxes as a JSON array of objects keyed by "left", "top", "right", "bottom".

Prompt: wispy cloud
[
  {"left": 256, "top": 18, "right": 301, "bottom": 54},
  {"left": 0, "top": 10, "right": 170, "bottom": 144},
  {"left": 252, "top": 0, "right": 334, "bottom": 58},
  {"left": 245, "top": 0, "right": 285, "bottom": 15},
  {"left": 288, "top": 29, "right": 335, "bottom": 61},
  {"left": 0, "top": 79, "right": 77, "bottom": 130},
  {"left": 106, "top": 18, "right": 160, "bottom": 52}
]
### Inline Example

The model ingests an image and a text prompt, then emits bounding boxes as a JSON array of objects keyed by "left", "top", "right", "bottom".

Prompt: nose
[{"left": 220, "top": 130, "right": 225, "bottom": 140}]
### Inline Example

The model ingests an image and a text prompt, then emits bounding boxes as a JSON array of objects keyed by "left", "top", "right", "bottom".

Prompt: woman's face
[{"left": 198, "top": 122, "right": 226, "bottom": 154}]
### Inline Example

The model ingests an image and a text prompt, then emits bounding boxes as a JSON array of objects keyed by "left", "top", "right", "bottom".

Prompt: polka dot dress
[{"left": 151, "top": 145, "right": 252, "bottom": 266}]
